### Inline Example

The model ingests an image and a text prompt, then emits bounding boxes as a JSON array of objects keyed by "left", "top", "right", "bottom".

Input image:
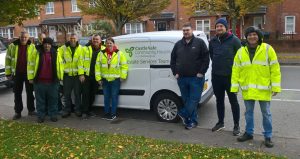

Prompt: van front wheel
[{"left": 153, "top": 92, "right": 182, "bottom": 122}]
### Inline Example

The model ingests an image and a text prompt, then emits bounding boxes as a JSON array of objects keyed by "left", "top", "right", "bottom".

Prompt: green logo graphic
[{"left": 125, "top": 47, "right": 134, "bottom": 57}]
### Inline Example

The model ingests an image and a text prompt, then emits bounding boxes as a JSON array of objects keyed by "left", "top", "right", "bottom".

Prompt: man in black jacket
[
  {"left": 170, "top": 23, "right": 209, "bottom": 130},
  {"left": 209, "top": 18, "right": 241, "bottom": 135}
]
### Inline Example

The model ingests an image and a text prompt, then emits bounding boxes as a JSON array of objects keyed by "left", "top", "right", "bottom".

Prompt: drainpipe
[
  {"left": 61, "top": 0, "right": 67, "bottom": 42},
  {"left": 176, "top": 0, "right": 179, "bottom": 30}
]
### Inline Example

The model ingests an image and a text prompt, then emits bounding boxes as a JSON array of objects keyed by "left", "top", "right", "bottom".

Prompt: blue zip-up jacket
[{"left": 209, "top": 33, "right": 241, "bottom": 76}]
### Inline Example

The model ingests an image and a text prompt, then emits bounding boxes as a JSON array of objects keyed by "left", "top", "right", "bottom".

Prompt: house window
[
  {"left": 285, "top": 16, "right": 296, "bottom": 34},
  {"left": 254, "top": 17, "right": 263, "bottom": 29},
  {"left": 45, "top": 2, "right": 54, "bottom": 14},
  {"left": 89, "top": 0, "right": 96, "bottom": 8},
  {"left": 86, "top": 24, "right": 93, "bottom": 31},
  {"left": 125, "top": 23, "right": 143, "bottom": 34},
  {"left": 71, "top": 0, "right": 80, "bottom": 12},
  {"left": 0, "top": 28, "right": 14, "bottom": 39},
  {"left": 196, "top": 20, "right": 210, "bottom": 35},
  {"left": 26, "top": 27, "right": 38, "bottom": 38}
]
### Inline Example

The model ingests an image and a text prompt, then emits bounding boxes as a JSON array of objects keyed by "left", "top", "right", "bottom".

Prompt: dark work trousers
[
  {"left": 62, "top": 75, "right": 81, "bottom": 113},
  {"left": 13, "top": 73, "right": 35, "bottom": 114},
  {"left": 81, "top": 75, "right": 98, "bottom": 114},
  {"left": 212, "top": 74, "right": 240, "bottom": 125}
]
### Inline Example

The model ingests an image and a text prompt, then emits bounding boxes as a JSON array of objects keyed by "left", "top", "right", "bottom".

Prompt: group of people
[
  {"left": 5, "top": 17, "right": 281, "bottom": 148},
  {"left": 171, "top": 19, "right": 281, "bottom": 148},
  {"left": 5, "top": 32, "right": 128, "bottom": 123}
]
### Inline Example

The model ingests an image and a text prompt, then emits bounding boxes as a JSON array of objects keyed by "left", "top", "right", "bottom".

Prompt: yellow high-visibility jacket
[
  {"left": 27, "top": 47, "right": 63, "bottom": 81},
  {"left": 5, "top": 40, "right": 36, "bottom": 76},
  {"left": 231, "top": 43, "right": 281, "bottom": 101},
  {"left": 95, "top": 50, "right": 128, "bottom": 82},
  {"left": 57, "top": 42, "right": 84, "bottom": 78},
  {"left": 78, "top": 45, "right": 105, "bottom": 76}
]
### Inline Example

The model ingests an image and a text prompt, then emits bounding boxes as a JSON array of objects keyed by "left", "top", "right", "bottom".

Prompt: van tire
[{"left": 153, "top": 92, "right": 182, "bottom": 123}]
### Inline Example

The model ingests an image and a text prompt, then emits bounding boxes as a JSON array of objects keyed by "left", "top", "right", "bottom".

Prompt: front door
[{"left": 157, "top": 22, "right": 167, "bottom": 31}]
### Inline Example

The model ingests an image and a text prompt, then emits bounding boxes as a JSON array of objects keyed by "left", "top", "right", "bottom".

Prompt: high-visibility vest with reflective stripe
[
  {"left": 231, "top": 43, "right": 281, "bottom": 101},
  {"left": 95, "top": 50, "right": 128, "bottom": 82},
  {"left": 5, "top": 43, "right": 36, "bottom": 76},
  {"left": 57, "top": 44, "right": 84, "bottom": 77},
  {"left": 78, "top": 45, "right": 105, "bottom": 76},
  {"left": 27, "top": 49, "right": 63, "bottom": 80}
]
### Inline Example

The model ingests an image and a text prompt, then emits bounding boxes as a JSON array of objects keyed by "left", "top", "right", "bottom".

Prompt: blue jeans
[
  {"left": 103, "top": 78, "right": 121, "bottom": 115},
  {"left": 34, "top": 82, "right": 59, "bottom": 118},
  {"left": 244, "top": 100, "right": 272, "bottom": 138},
  {"left": 177, "top": 76, "right": 205, "bottom": 125}
]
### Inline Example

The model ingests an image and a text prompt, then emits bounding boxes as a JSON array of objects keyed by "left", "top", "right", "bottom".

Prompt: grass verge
[{"left": 0, "top": 119, "right": 285, "bottom": 159}]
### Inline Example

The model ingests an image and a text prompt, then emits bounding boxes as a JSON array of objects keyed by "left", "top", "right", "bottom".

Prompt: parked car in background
[
  {"left": 0, "top": 39, "right": 13, "bottom": 88},
  {"left": 78, "top": 37, "right": 91, "bottom": 46}
]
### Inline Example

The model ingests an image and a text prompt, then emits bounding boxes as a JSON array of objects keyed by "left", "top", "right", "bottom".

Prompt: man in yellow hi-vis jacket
[
  {"left": 58, "top": 33, "right": 84, "bottom": 118},
  {"left": 95, "top": 37, "right": 128, "bottom": 120},
  {"left": 231, "top": 26, "right": 281, "bottom": 148},
  {"left": 5, "top": 31, "right": 36, "bottom": 120},
  {"left": 78, "top": 34, "right": 105, "bottom": 119}
]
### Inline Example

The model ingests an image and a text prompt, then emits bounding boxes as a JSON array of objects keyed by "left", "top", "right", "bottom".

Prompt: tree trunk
[{"left": 231, "top": 17, "right": 237, "bottom": 35}]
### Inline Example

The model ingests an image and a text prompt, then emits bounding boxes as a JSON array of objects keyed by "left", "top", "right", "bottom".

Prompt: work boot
[
  {"left": 61, "top": 112, "right": 71, "bottom": 118},
  {"left": 28, "top": 111, "right": 37, "bottom": 116},
  {"left": 237, "top": 132, "right": 253, "bottom": 142},
  {"left": 37, "top": 117, "right": 44, "bottom": 123},
  {"left": 264, "top": 138, "right": 274, "bottom": 148},
  {"left": 12, "top": 113, "right": 21, "bottom": 120}
]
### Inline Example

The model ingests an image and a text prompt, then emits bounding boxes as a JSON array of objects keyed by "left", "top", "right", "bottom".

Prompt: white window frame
[
  {"left": 124, "top": 23, "right": 143, "bottom": 34},
  {"left": 71, "top": 0, "right": 81, "bottom": 12},
  {"left": 89, "top": 0, "right": 96, "bottom": 8},
  {"left": 0, "top": 28, "right": 14, "bottom": 39},
  {"left": 196, "top": 19, "right": 210, "bottom": 36},
  {"left": 26, "top": 27, "right": 38, "bottom": 38},
  {"left": 254, "top": 17, "right": 263, "bottom": 29},
  {"left": 45, "top": 2, "right": 54, "bottom": 14},
  {"left": 285, "top": 16, "right": 296, "bottom": 34}
]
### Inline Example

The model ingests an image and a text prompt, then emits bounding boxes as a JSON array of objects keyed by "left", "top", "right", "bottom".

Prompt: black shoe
[
  {"left": 237, "top": 132, "right": 253, "bottom": 142},
  {"left": 264, "top": 138, "right": 274, "bottom": 148},
  {"left": 12, "top": 113, "right": 21, "bottom": 120},
  {"left": 87, "top": 111, "right": 96, "bottom": 117},
  {"left": 102, "top": 113, "right": 111, "bottom": 120},
  {"left": 82, "top": 113, "right": 89, "bottom": 120},
  {"left": 50, "top": 117, "right": 58, "bottom": 122},
  {"left": 108, "top": 114, "right": 116, "bottom": 121},
  {"left": 212, "top": 122, "right": 225, "bottom": 132},
  {"left": 37, "top": 117, "right": 44, "bottom": 123},
  {"left": 233, "top": 125, "right": 241, "bottom": 136},
  {"left": 28, "top": 111, "right": 37, "bottom": 116},
  {"left": 61, "top": 112, "right": 71, "bottom": 118},
  {"left": 75, "top": 111, "right": 82, "bottom": 117}
]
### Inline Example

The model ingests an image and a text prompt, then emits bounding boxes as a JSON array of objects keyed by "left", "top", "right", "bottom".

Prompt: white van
[
  {"left": 0, "top": 40, "right": 10, "bottom": 87},
  {"left": 93, "top": 31, "right": 213, "bottom": 122}
]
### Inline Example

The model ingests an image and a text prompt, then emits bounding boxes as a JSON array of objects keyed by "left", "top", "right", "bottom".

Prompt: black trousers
[
  {"left": 212, "top": 74, "right": 240, "bottom": 125},
  {"left": 13, "top": 73, "right": 35, "bottom": 114},
  {"left": 81, "top": 75, "right": 98, "bottom": 113}
]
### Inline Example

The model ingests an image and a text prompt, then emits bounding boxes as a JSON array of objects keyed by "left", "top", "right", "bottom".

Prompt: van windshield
[{"left": 0, "top": 40, "right": 6, "bottom": 52}]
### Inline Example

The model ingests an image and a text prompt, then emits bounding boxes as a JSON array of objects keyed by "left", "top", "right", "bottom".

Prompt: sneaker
[
  {"left": 237, "top": 132, "right": 253, "bottom": 142},
  {"left": 37, "top": 117, "right": 45, "bottom": 123},
  {"left": 12, "top": 113, "right": 21, "bottom": 120},
  {"left": 264, "top": 138, "right": 274, "bottom": 148},
  {"left": 185, "top": 122, "right": 198, "bottom": 130},
  {"left": 50, "top": 117, "right": 58, "bottom": 122},
  {"left": 88, "top": 111, "right": 97, "bottom": 117},
  {"left": 212, "top": 122, "right": 225, "bottom": 132},
  {"left": 28, "top": 111, "right": 37, "bottom": 116},
  {"left": 233, "top": 125, "right": 241, "bottom": 136},
  {"left": 177, "top": 113, "right": 187, "bottom": 125},
  {"left": 107, "top": 114, "right": 117, "bottom": 121},
  {"left": 81, "top": 113, "right": 89, "bottom": 120},
  {"left": 102, "top": 113, "right": 111, "bottom": 120},
  {"left": 61, "top": 112, "right": 71, "bottom": 118}
]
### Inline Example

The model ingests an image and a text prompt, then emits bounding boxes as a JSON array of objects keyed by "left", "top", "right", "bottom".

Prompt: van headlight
[
  {"left": 0, "top": 64, "right": 4, "bottom": 69},
  {"left": 203, "top": 82, "right": 208, "bottom": 92}
]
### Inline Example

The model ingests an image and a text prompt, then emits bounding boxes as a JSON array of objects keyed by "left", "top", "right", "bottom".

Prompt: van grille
[{"left": 0, "top": 68, "right": 4, "bottom": 73}]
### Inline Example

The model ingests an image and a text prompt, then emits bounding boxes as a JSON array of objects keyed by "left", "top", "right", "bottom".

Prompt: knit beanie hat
[
  {"left": 42, "top": 37, "right": 53, "bottom": 45},
  {"left": 244, "top": 26, "right": 263, "bottom": 44},
  {"left": 215, "top": 18, "right": 228, "bottom": 29}
]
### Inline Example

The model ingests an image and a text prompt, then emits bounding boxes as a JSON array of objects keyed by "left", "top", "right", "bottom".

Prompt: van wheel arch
[{"left": 151, "top": 90, "right": 183, "bottom": 123}]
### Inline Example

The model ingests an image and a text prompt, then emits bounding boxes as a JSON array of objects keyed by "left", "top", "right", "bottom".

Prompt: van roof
[{"left": 114, "top": 31, "right": 207, "bottom": 41}]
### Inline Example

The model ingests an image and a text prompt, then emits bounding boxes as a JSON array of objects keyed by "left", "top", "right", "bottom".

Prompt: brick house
[{"left": 0, "top": 0, "right": 299, "bottom": 43}]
